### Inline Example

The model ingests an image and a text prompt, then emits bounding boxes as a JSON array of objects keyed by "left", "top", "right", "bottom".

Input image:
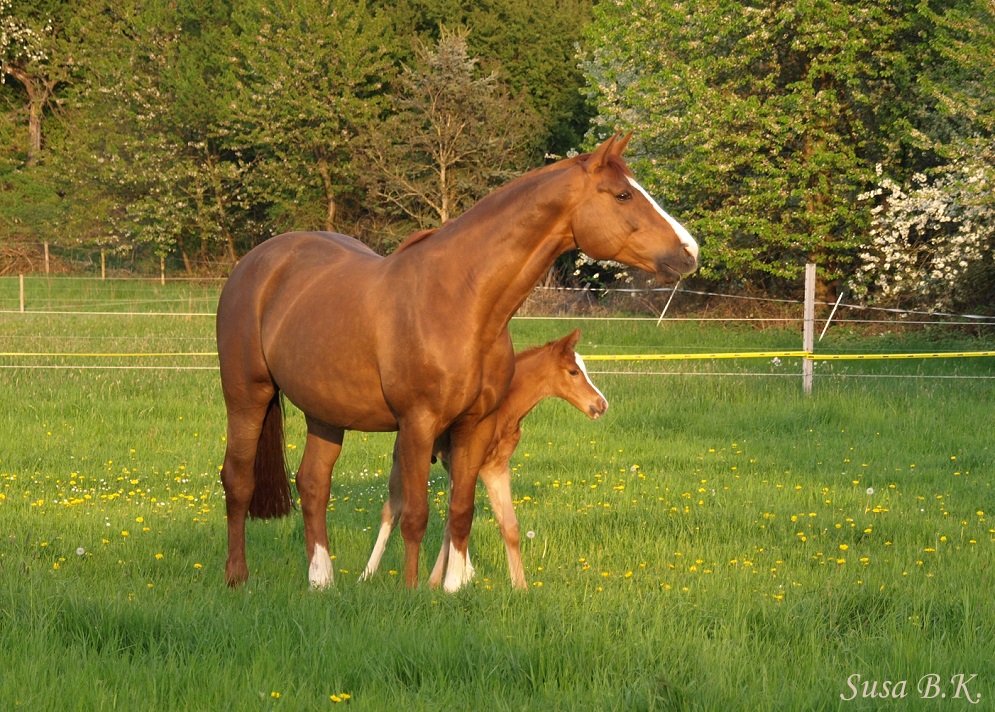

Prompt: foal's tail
[{"left": 249, "top": 392, "right": 294, "bottom": 519}]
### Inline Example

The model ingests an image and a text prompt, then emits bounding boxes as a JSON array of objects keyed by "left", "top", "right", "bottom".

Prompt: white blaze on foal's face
[
  {"left": 627, "top": 176, "right": 699, "bottom": 263},
  {"left": 574, "top": 353, "right": 608, "bottom": 416}
]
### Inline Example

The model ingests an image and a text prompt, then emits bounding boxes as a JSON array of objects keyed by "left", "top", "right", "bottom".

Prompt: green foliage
[
  {"left": 380, "top": 0, "right": 595, "bottom": 155},
  {"left": 225, "top": 0, "right": 394, "bottom": 235},
  {"left": 1, "top": 0, "right": 592, "bottom": 269},
  {"left": 581, "top": 0, "right": 995, "bottom": 299},
  {"left": 359, "top": 27, "right": 541, "bottom": 234}
]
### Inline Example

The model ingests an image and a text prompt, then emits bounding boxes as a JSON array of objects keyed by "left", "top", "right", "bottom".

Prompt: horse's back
[{"left": 217, "top": 232, "right": 382, "bottom": 375}]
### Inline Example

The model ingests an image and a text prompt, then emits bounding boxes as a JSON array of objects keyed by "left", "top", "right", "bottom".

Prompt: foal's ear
[{"left": 562, "top": 328, "right": 582, "bottom": 351}]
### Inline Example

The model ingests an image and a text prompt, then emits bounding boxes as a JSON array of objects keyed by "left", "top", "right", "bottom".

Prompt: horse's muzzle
[{"left": 655, "top": 249, "right": 697, "bottom": 284}]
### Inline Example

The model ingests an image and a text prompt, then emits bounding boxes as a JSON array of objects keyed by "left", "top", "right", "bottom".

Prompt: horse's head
[
  {"left": 546, "top": 329, "right": 608, "bottom": 420},
  {"left": 570, "top": 134, "right": 698, "bottom": 285}
]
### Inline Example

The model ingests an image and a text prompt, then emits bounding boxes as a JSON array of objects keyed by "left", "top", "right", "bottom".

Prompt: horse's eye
[
  {"left": 569, "top": 369, "right": 580, "bottom": 376},
  {"left": 615, "top": 190, "right": 632, "bottom": 202}
]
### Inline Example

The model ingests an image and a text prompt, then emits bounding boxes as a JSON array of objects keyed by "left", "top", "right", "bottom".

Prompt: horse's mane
[
  {"left": 390, "top": 149, "right": 632, "bottom": 253},
  {"left": 394, "top": 227, "right": 439, "bottom": 253}
]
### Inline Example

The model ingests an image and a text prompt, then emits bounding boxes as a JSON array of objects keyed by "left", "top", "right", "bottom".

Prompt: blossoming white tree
[{"left": 851, "top": 147, "right": 994, "bottom": 311}]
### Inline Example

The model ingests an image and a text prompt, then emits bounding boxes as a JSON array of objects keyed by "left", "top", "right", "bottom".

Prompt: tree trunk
[
  {"left": 6, "top": 66, "right": 51, "bottom": 166},
  {"left": 316, "top": 157, "right": 337, "bottom": 231}
]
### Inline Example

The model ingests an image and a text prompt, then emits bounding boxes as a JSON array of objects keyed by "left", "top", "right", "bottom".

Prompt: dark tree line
[{"left": 3, "top": 0, "right": 994, "bottom": 310}]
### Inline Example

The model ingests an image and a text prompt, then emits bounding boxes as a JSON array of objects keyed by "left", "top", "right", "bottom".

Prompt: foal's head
[
  {"left": 569, "top": 133, "right": 698, "bottom": 285},
  {"left": 538, "top": 329, "right": 608, "bottom": 420}
]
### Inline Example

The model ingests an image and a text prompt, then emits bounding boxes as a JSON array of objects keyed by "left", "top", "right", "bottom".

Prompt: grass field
[{"left": 1, "top": 277, "right": 994, "bottom": 710}]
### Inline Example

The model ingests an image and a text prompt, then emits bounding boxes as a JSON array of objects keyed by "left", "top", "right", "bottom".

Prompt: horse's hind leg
[
  {"left": 297, "top": 418, "right": 344, "bottom": 589},
  {"left": 359, "top": 440, "right": 404, "bottom": 582},
  {"left": 220, "top": 394, "right": 273, "bottom": 587}
]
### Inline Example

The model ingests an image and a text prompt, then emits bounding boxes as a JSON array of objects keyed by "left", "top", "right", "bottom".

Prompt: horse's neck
[{"left": 406, "top": 170, "right": 578, "bottom": 338}]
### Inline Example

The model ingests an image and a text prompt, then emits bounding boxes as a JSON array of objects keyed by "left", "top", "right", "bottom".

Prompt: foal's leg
[
  {"left": 296, "top": 419, "right": 344, "bottom": 589},
  {"left": 359, "top": 440, "right": 404, "bottom": 581},
  {"left": 428, "top": 482, "right": 453, "bottom": 588},
  {"left": 443, "top": 417, "right": 496, "bottom": 592},
  {"left": 220, "top": 394, "right": 273, "bottom": 587},
  {"left": 480, "top": 463, "right": 527, "bottom": 590}
]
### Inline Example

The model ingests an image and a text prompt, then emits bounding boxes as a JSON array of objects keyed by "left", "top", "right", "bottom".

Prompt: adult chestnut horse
[{"left": 216, "top": 133, "right": 698, "bottom": 590}]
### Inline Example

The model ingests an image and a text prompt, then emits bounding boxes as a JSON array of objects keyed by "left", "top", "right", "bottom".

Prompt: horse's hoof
[
  {"left": 442, "top": 545, "right": 475, "bottom": 592},
  {"left": 308, "top": 544, "right": 335, "bottom": 589},
  {"left": 225, "top": 562, "right": 249, "bottom": 587}
]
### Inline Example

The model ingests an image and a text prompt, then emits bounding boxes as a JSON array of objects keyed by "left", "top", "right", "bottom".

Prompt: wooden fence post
[
  {"left": 19, "top": 274, "right": 25, "bottom": 313},
  {"left": 803, "top": 263, "right": 815, "bottom": 395}
]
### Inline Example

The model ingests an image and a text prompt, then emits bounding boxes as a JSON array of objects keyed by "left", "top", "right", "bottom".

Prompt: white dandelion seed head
[
  {"left": 526, "top": 530, "right": 536, "bottom": 540},
  {"left": 76, "top": 547, "right": 85, "bottom": 556},
  {"left": 866, "top": 487, "right": 874, "bottom": 495}
]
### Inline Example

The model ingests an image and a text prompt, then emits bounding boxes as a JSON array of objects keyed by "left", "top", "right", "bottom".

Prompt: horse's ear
[
  {"left": 563, "top": 328, "right": 582, "bottom": 351},
  {"left": 587, "top": 134, "right": 619, "bottom": 173},
  {"left": 614, "top": 131, "right": 633, "bottom": 155}
]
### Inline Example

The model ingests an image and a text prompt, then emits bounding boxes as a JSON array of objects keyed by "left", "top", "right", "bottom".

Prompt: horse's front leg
[
  {"left": 442, "top": 416, "right": 497, "bottom": 592},
  {"left": 395, "top": 419, "right": 437, "bottom": 588},
  {"left": 297, "top": 419, "right": 344, "bottom": 589},
  {"left": 359, "top": 439, "right": 404, "bottom": 582}
]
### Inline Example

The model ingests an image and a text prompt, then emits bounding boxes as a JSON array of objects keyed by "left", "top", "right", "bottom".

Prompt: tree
[
  {"left": 0, "top": 0, "right": 115, "bottom": 257},
  {"left": 581, "top": 0, "right": 995, "bottom": 298},
  {"left": 225, "top": 0, "right": 394, "bottom": 236},
  {"left": 360, "top": 27, "right": 541, "bottom": 234},
  {"left": 43, "top": 0, "right": 253, "bottom": 268},
  {"left": 850, "top": 142, "right": 995, "bottom": 312},
  {"left": 376, "top": 0, "right": 594, "bottom": 156}
]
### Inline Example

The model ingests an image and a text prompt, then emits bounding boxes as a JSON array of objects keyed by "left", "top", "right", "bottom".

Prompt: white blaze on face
[
  {"left": 309, "top": 543, "right": 334, "bottom": 589},
  {"left": 627, "top": 176, "right": 699, "bottom": 262},
  {"left": 574, "top": 353, "right": 608, "bottom": 409}
]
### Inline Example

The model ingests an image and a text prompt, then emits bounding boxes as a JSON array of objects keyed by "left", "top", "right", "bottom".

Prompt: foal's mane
[{"left": 515, "top": 335, "right": 566, "bottom": 361}]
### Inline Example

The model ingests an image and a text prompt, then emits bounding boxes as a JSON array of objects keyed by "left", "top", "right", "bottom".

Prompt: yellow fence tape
[{"left": 1, "top": 350, "right": 992, "bottom": 361}]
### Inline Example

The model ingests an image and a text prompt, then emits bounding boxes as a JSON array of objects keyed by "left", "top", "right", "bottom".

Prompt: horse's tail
[{"left": 249, "top": 392, "right": 294, "bottom": 519}]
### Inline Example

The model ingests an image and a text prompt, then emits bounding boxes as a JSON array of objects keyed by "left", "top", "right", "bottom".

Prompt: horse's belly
[{"left": 273, "top": 354, "right": 398, "bottom": 432}]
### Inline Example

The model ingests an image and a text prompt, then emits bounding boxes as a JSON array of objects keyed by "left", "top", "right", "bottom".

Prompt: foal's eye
[
  {"left": 615, "top": 190, "right": 632, "bottom": 203},
  {"left": 569, "top": 369, "right": 580, "bottom": 376}
]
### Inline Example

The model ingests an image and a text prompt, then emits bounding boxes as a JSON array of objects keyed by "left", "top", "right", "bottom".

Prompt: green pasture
[{"left": 1, "top": 277, "right": 993, "bottom": 710}]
